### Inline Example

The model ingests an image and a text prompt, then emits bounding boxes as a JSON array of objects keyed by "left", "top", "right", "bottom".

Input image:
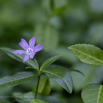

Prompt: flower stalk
[
  {"left": 33, "top": 58, "right": 41, "bottom": 99},
  {"left": 35, "top": 72, "right": 41, "bottom": 99}
]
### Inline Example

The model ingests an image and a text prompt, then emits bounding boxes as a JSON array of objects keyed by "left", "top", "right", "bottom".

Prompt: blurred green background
[{"left": 0, "top": 0, "right": 103, "bottom": 103}]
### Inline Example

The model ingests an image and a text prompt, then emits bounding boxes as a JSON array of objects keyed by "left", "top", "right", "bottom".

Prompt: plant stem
[
  {"left": 32, "top": 58, "right": 41, "bottom": 98},
  {"left": 35, "top": 74, "right": 41, "bottom": 99}
]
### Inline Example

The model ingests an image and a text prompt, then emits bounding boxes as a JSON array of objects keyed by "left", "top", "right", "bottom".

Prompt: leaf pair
[
  {"left": 39, "top": 55, "right": 73, "bottom": 94},
  {"left": 33, "top": 56, "right": 73, "bottom": 94},
  {"left": 69, "top": 44, "right": 103, "bottom": 103}
]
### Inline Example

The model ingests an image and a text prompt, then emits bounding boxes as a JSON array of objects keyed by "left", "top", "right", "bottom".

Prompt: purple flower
[{"left": 13, "top": 36, "right": 43, "bottom": 62}]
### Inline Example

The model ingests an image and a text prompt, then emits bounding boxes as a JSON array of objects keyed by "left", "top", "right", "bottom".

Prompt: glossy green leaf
[
  {"left": 25, "top": 66, "right": 40, "bottom": 73},
  {"left": 26, "top": 66, "right": 36, "bottom": 70},
  {"left": 0, "top": 72, "right": 37, "bottom": 88},
  {"left": 82, "top": 84, "right": 103, "bottom": 103},
  {"left": 30, "top": 99, "right": 48, "bottom": 103},
  {"left": 33, "top": 77, "right": 51, "bottom": 95},
  {"left": 45, "top": 65, "right": 84, "bottom": 76},
  {"left": 13, "top": 92, "right": 34, "bottom": 103},
  {"left": 68, "top": 44, "right": 103, "bottom": 65},
  {"left": 0, "top": 47, "right": 36, "bottom": 68},
  {"left": 43, "top": 68, "right": 73, "bottom": 93},
  {"left": 40, "top": 55, "right": 61, "bottom": 70},
  {"left": 13, "top": 92, "right": 63, "bottom": 103},
  {"left": 66, "top": 68, "right": 84, "bottom": 76},
  {"left": 34, "top": 58, "right": 39, "bottom": 69}
]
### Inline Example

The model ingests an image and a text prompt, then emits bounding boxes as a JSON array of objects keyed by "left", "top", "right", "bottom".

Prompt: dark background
[{"left": 0, "top": 0, "right": 103, "bottom": 103}]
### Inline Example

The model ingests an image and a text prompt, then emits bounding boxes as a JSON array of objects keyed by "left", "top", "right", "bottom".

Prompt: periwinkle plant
[
  {"left": 0, "top": 37, "right": 103, "bottom": 103},
  {"left": 0, "top": 36, "right": 74, "bottom": 103}
]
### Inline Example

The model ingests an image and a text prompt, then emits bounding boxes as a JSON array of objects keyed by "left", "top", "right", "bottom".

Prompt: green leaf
[
  {"left": 25, "top": 66, "right": 36, "bottom": 70},
  {"left": 0, "top": 47, "right": 36, "bottom": 68},
  {"left": 45, "top": 65, "right": 84, "bottom": 76},
  {"left": 34, "top": 58, "right": 39, "bottom": 69},
  {"left": 0, "top": 72, "right": 37, "bottom": 88},
  {"left": 25, "top": 66, "right": 40, "bottom": 73},
  {"left": 30, "top": 99, "right": 48, "bottom": 103},
  {"left": 13, "top": 92, "right": 34, "bottom": 103},
  {"left": 67, "top": 69, "right": 84, "bottom": 76},
  {"left": 43, "top": 68, "right": 73, "bottom": 93},
  {"left": 81, "top": 83, "right": 103, "bottom": 103},
  {"left": 13, "top": 92, "right": 63, "bottom": 103},
  {"left": 33, "top": 77, "right": 51, "bottom": 95},
  {"left": 40, "top": 55, "right": 61, "bottom": 70},
  {"left": 68, "top": 44, "right": 103, "bottom": 65}
]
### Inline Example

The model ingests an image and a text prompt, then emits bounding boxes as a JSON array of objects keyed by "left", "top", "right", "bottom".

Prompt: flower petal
[
  {"left": 23, "top": 55, "right": 29, "bottom": 62},
  {"left": 34, "top": 44, "right": 43, "bottom": 52},
  {"left": 29, "top": 36, "right": 35, "bottom": 48},
  {"left": 19, "top": 38, "right": 29, "bottom": 50},
  {"left": 13, "top": 50, "right": 26, "bottom": 54},
  {"left": 30, "top": 52, "right": 36, "bottom": 59}
]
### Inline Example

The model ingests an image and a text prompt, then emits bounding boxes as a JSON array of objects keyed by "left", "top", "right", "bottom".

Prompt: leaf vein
[{"left": 72, "top": 48, "right": 103, "bottom": 64}]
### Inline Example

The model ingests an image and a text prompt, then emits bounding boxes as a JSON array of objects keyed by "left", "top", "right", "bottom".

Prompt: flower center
[{"left": 26, "top": 48, "right": 33, "bottom": 55}]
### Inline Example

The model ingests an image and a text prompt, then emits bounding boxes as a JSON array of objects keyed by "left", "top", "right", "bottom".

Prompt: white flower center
[{"left": 26, "top": 48, "right": 33, "bottom": 55}]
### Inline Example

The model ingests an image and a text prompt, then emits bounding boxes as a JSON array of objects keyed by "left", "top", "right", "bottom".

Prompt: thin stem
[
  {"left": 32, "top": 58, "right": 41, "bottom": 98},
  {"left": 35, "top": 74, "right": 41, "bottom": 99}
]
